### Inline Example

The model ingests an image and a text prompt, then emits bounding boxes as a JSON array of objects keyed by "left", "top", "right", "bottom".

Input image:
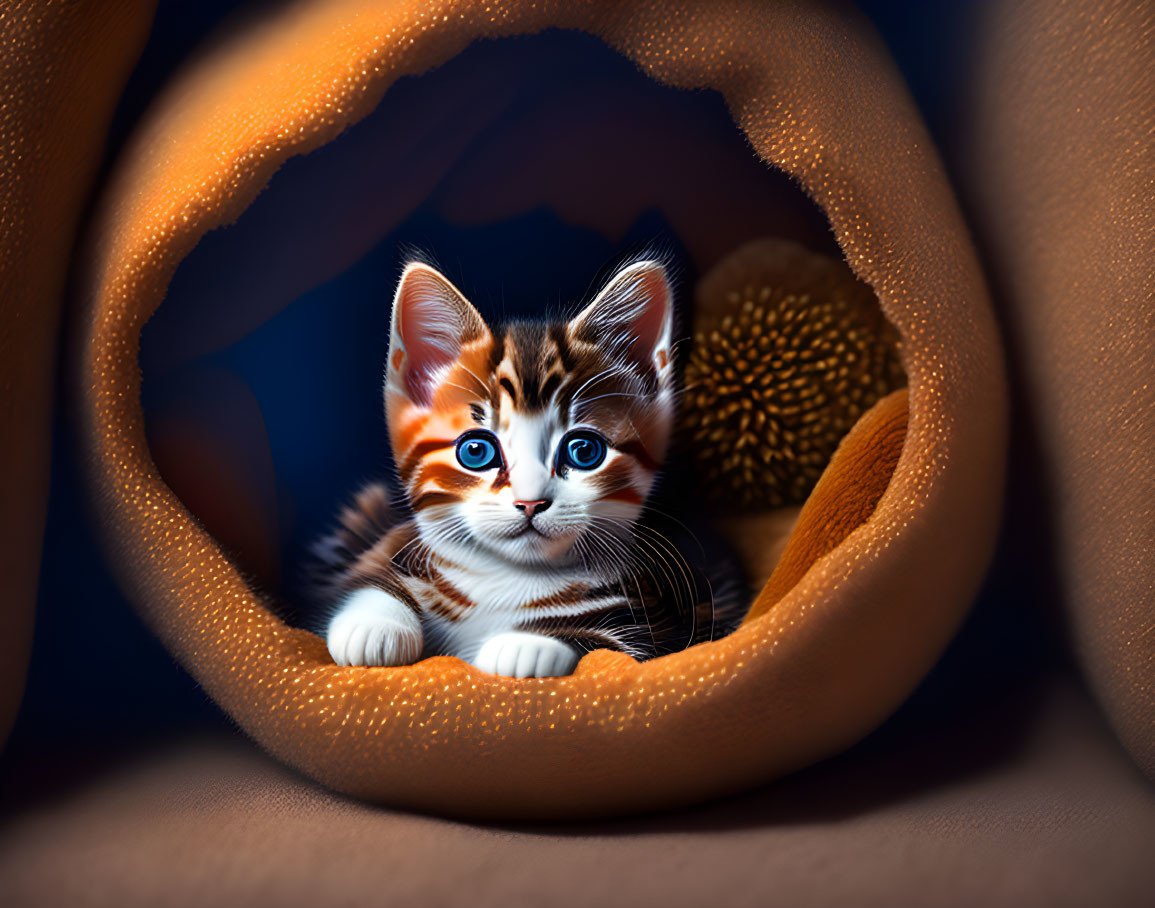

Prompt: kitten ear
[
  {"left": 570, "top": 260, "right": 673, "bottom": 377},
  {"left": 388, "top": 263, "right": 488, "bottom": 408}
]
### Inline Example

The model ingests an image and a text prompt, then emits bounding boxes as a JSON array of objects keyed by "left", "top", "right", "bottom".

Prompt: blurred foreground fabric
[{"left": 2, "top": 679, "right": 1153, "bottom": 907}]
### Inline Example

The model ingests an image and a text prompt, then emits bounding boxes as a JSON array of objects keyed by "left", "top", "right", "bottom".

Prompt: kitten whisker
[
  {"left": 439, "top": 379, "right": 488, "bottom": 400},
  {"left": 455, "top": 362, "right": 492, "bottom": 396}
]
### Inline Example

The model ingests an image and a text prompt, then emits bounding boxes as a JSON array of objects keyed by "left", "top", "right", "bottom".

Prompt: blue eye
[
  {"left": 558, "top": 430, "right": 607, "bottom": 472},
  {"left": 455, "top": 431, "right": 503, "bottom": 471}
]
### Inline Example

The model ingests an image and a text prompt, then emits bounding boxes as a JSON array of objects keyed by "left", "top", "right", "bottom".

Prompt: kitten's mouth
[
  {"left": 494, "top": 522, "right": 581, "bottom": 564},
  {"left": 507, "top": 522, "right": 552, "bottom": 540}
]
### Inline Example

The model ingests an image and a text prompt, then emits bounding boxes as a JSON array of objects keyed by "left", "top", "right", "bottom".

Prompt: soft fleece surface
[
  {"left": 76, "top": 0, "right": 1003, "bottom": 819},
  {"left": 2, "top": 678, "right": 1153, "bottom": 908},
  {"left": 966, "top": 0, "right": 1155, "bottom": 778}
]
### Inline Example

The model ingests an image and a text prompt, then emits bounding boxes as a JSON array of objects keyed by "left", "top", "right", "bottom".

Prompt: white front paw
[
  {"left": 472, "top": 632, "right": 580, "bottom": 679},
  {"left": 327, "top": 588, "right": 423, "bottom": 667}
]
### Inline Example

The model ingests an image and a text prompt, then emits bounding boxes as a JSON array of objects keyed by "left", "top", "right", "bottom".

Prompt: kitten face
[{"left": 385, "top": 260, "right": 675, "bottom": 568}]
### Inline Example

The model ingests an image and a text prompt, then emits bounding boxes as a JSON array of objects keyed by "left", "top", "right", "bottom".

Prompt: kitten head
[{"left": 385, "top": 259, "right": 675, "bottom": 568}]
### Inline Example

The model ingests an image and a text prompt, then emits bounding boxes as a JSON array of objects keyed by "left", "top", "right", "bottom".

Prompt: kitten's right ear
[{"left": 388, "top": 263, "right": 488, "bottom": 408}]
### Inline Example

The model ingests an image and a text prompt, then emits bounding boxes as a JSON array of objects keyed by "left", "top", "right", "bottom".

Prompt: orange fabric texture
[
  {"left": 745, "top": 389, "right": 909, "bottom": 624},
  {"left": 0, "top": 0, "right": 155, "bottom": 745},
  {"left": 968, "top": 0, "right": 1154, "bottom": 777},
  {"left": 79, "top": 0, "right": 1005, "bottom": 818}
]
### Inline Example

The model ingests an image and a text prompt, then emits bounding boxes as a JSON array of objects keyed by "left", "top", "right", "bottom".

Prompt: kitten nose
[{"left": 514, "top": 499, "right": 551, "bottom": 518}]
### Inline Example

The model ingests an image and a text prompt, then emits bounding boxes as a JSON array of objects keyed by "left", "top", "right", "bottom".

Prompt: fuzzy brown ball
[{"left": 682, "top": 240, "right": 905, "bottom": 511}]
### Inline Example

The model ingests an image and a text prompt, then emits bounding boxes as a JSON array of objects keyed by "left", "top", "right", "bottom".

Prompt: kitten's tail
[{"left": 306, "top": 481, "right": 402, "bottom": 596}]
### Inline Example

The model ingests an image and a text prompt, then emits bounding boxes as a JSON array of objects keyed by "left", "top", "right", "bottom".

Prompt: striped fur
[{"left": 314, "top": 260, "right": 746, "bottom": 675}]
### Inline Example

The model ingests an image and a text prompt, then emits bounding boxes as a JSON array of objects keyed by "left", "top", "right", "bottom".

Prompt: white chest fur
[{"left": 406, "top": 544, "right": 615, "bottom": 660}]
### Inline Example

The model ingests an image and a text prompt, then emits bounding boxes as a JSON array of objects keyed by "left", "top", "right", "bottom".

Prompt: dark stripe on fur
[
  {"left": 616, "top": 438, "right": 661, "bottom": 472},
  {"left": 399, "top": 439, "right": 454, "bottom": 483},
  {"left": 417, "top": 462, "right": 482, "bottom": 492},
  {"left": 411, "top": 491, "right": 460, "bottom": 511}
]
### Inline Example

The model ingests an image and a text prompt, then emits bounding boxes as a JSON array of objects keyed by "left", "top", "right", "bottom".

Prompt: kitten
[{"left": 312, "top": 258, "right": 745, "bottom": 678}]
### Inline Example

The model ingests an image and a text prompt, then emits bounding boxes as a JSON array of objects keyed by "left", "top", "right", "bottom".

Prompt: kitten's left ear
[
  {"left": 388, "top": 262, "right": 489, "bottom": 408},
  {"left": 570, "top": 260, "right": 673, "bottom": 377}
]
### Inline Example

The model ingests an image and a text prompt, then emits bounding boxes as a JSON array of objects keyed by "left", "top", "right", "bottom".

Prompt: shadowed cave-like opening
[{"left": 139, "top": 29, "right": 902, "bottom": 639}]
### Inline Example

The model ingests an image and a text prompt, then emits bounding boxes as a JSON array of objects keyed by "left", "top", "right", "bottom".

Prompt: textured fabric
[
  {"left": 77, "top": 0, "right": 1003, "bottom": 817},
  {"left": 0, "top": 0, "right": 155, "bottom": 746},
  {"left": 2, "top": 678, "right": 1152, "bottom": 908},
  {"left": 745, "top": 389, "right": 909, "bottom": 623},
  {"left": 967, "top": 0, "right": 1155, "bottom": 777}
]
